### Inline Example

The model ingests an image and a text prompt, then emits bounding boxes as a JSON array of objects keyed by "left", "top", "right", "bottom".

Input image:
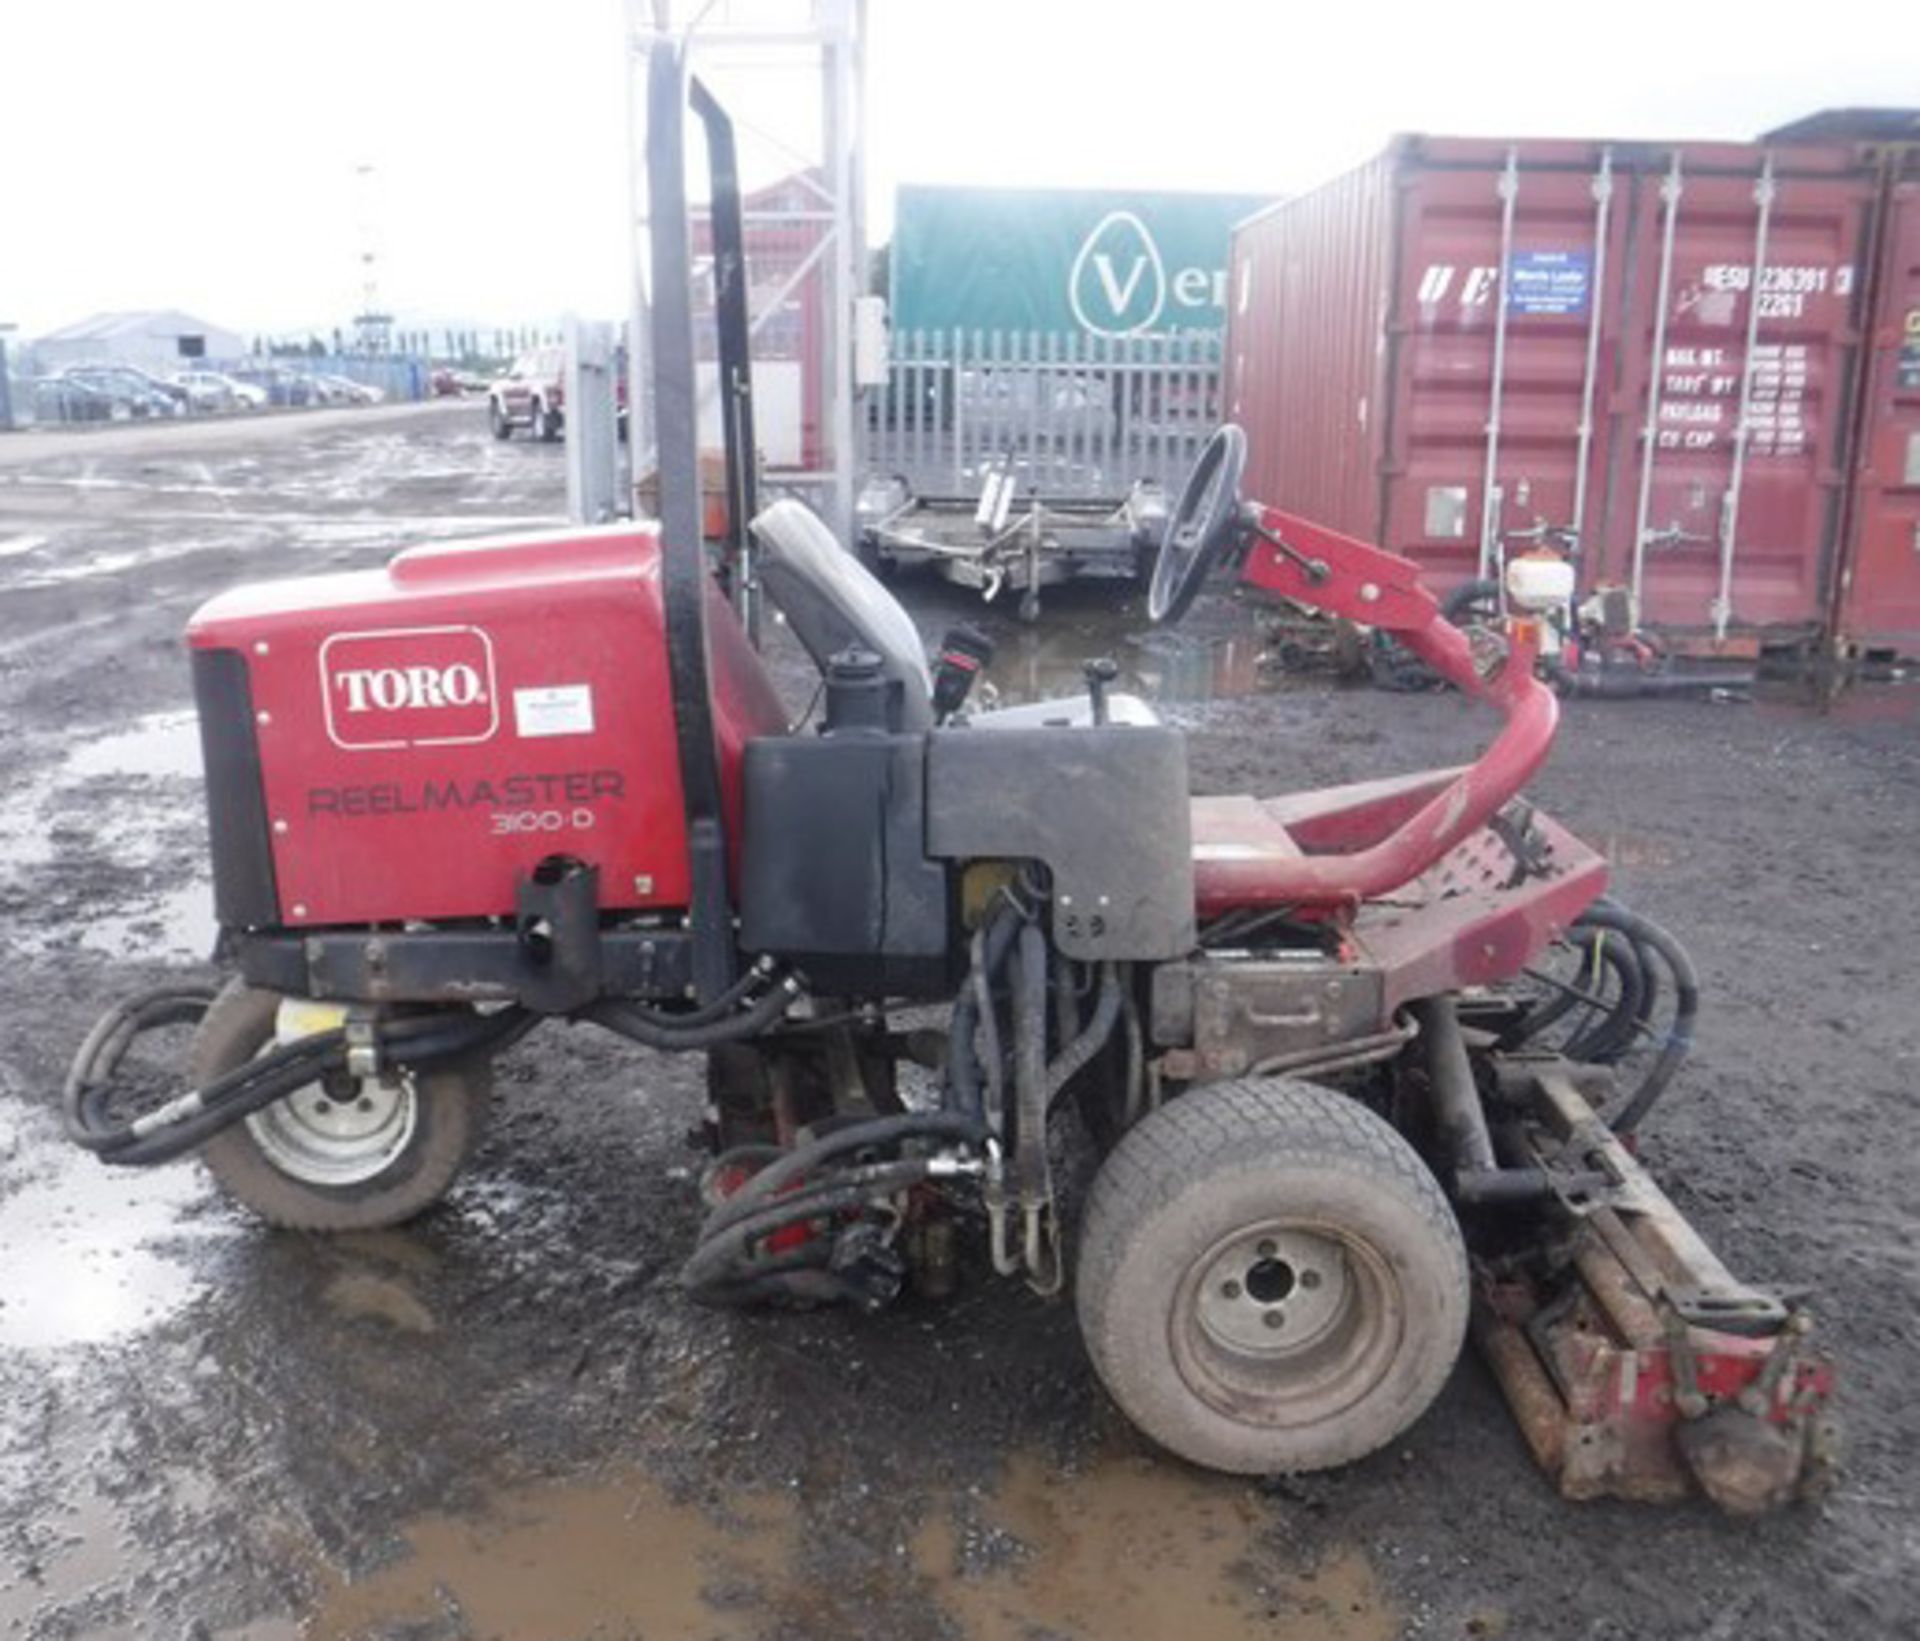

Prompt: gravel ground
[{"left": 0, "top": 403, "right": 1915, "bottom": 1640}]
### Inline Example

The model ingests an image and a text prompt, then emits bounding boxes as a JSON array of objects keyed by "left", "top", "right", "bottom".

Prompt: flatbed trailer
[{"left": 857, "top": 472, "right": 1166, "bottom": 620}]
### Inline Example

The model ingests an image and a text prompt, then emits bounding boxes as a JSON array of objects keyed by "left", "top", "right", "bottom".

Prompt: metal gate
[{"left": 859, "top": 329, "right": 1221, "bottom": 501}]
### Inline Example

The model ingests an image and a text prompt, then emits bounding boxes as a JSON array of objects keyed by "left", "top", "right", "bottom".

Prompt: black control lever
[
  {"left": 1082, "top": 657, "right": 1119, "bottom": 725},
  {"left": 931, "top": 623, "right": 995, "bottom": 723}
]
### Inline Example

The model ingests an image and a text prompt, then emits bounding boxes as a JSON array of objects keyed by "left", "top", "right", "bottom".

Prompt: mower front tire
[
  {"left": 1076, "top": 1077, "right": 1468, "bottom": 1474},
  {"left": 190, "top": 980, "right": 492, "bottom": 1232}
]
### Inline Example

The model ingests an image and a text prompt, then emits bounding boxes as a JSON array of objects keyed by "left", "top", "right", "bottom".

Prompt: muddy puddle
[
  {"left": 914, "top": 1452, "right": 1395, "bottom": 1641},
  {"left": 977, "top": 594, "right": 1280, "bottom": 709},
  {"left": 0, "top": 709, "right": 215, "bottom": 959},
  {"left": 303, "top": 1448, "right": 1397, "bottom": 1641},
  {"left": 0, "top": 1486, "right": 147, "bottom": 1641},
  {"left": 62, "top": 710, "right": 203, "bottom": 783},
  {"left": 0, "top": 1103, "right": 229, "bottom": 1352}
]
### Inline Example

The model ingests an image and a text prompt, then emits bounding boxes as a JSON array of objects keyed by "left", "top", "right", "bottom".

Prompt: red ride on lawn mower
[{"left": 66, "top": 52, "right": 1833, "bottom": 1513}]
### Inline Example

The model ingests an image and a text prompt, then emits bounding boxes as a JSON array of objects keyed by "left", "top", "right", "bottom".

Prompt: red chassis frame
[
  {"left": 1198, "top": 507, "right": 1836, "bottom": 1512},
  {"left": 1189, "top": 505, "right": 1606, "bottom": 1011}
]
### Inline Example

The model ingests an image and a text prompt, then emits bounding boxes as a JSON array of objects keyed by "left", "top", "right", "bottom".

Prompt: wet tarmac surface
[{"left": 1, "top": 404, "right": 1917, "bottom": 1638}]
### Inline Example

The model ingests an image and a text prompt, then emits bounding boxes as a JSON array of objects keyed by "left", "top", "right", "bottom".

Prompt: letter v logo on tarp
[{"left": 1069, "top": 211, "right": 1168, "bottom": 338}]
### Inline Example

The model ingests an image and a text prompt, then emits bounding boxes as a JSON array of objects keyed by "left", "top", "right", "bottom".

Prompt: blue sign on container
[{"left": 1508, "top": 249, "right": 1592, "bottom": 316}]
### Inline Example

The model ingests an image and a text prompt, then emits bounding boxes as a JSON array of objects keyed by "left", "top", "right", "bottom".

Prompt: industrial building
[{"left": 31, "top": 309, "right": 246, "bottom": 376}]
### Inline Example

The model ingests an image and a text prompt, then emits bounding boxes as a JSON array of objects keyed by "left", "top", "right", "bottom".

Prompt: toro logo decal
[{"left": 319, "top": 625, "right": 499, "bottom": 751}]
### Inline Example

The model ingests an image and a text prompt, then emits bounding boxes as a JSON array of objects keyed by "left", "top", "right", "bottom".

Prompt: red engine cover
[{"left": 187, "top": 525, "right": 787, "bottom": 928}]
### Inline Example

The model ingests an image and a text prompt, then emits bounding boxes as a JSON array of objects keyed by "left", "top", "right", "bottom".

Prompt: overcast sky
[{"left": 1, "top": 0, "right": 1912, "bottom": 339}]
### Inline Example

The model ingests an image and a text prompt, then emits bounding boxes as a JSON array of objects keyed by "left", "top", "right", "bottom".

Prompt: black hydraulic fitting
[
  {"left": 822, "top": 646, "right": 902, "bottom": 735},
  {"left": 932, "top": 623, "right": 994, "bottom": 723}
]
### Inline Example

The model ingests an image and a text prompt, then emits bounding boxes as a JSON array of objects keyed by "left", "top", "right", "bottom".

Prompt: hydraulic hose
[
  {"left": 1570, "top": 933, "right": 1651, "bottom": 1065},
  {"left": 946, "top": 902, "right": 1023, "bottom": 1123},
  {"left": 584, "top": 972, "right": 801, "bottom": 1050},
  {"left": 1509, "top": 908, "right": 1661, "bottom": 1066},
  {"left": 64, "top": 985, "right": 221, "bottom": 1148},
  {"left": 1051, "top": 951, "right": 1083, "bottom": 1055},
  {"left": 668, "top": 957, "right": 783, "bottom": 1027},
  {"left": 686, "top": 1111, "right": 992, "bottom": 1303},
  {"left": 688, "top": 1244, "right": 843, "bottom": 1307},
  {"left": 64, "top": 985, "right": 531, "bottom": 1167},
  {"left": 1559, "top": 929, "right": 1649, "bottom": 1064},
  {"left": 1120, "top": 982, "right": 1146, "bottom": 1127},
  {"left": 698, "top": 1110, "right": 985, "bottom": 1239},
  {"left": 71, "top": 1031, "right": 344, "bottom": 1163},
  {"left": 1514, "top": 933, "right": 1613, "bottom": 1043},
  {"left": 1562, "top": 666, "right": 1757, "bottom": 699},
  {"left": 69, "top": 958, "right": 788, "bottom": 1169},
  {"left": 1043, "top": 964, "right": 1123, "bottom": 1104},
  {"left": 683, "top": 1160, "right": 935, "bottom": 1294},
  {"left": 1580, "top": 899, "right": 1699, "bottom": 1134},
  {"left": 1010, "top": 922, "right": 1049, "bottom": 1201}
]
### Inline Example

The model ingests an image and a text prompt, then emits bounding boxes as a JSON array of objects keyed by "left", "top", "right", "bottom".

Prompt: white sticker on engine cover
[{"left": 514, "top": 684, "right": 595, "bottom": 739}]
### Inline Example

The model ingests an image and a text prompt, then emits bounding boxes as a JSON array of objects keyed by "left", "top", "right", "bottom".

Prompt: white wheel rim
[
  {"left": 244, "top": 1070, "right": 418, "bottom": 1187},
  {"left": 1193, "top": 1226, "right": 1351, "bottom": 1356},
  {"left": 1171, "top": 1216, "right": 1402, "bottom": 1430}
]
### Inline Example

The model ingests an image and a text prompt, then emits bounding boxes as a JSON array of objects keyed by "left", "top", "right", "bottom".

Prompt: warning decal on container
[
  {"left": 1898, "top": 308, "right": 1920, "bottom": 392},
  {"left": 1507, "top": 250, "right": 1591, "bottom": 316},
  {"left": 514, "top": 684, "right": 595, "bottom": 739}
]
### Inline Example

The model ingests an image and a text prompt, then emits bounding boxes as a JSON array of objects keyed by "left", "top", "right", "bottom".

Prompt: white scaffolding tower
[{"left": 623, "top": 0, "right": 867, "bottom": 543}]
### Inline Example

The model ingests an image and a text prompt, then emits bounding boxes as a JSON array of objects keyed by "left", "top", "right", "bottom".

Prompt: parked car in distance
[
  {"left": 32, "top": 375, "right": 117, "bottom": 423},
  {"left": 58, "top": 366, "right": 182, "bottom": 419},
  {"left": 172, "top": 370, "right": 268, "bottom": 413},
  {"left": 313, "top": 373, "right": 385, "bottom": 406},
  {"left": 431, "top": 367, "right": 487, "bottom": 397},
  {"left": 94, "top": 363, "right": 192, "bottom": 413},
  {"left": 489, "top": 347, "right": 564, "bottom": 440},
  {"left": 229, "top": 366, "right": 321, "bottom": 408}
]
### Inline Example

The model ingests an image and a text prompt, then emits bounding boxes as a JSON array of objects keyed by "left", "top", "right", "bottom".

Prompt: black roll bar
[
  {"left": 645, "top": 40, "right": 739, "bottom": 1002},
  {"left": 689, "top": 74, "right": 762, "bottom": 644}
]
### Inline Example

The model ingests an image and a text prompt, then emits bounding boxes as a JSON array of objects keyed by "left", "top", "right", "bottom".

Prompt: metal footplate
[{"left": 1474, "top": 1061, "right": 1838, "bottom": 1514}]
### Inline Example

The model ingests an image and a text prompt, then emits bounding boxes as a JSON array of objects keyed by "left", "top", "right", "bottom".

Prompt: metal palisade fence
[{"left": 860, "top": 329, "right": 1222, "bottom": 500}]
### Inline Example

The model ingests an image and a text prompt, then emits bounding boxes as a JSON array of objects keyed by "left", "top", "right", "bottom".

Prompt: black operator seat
[
  {"left": 748, "top": 497, "right": 1159, "bottom": 731},
  {"left": 750, "top": 498, "right": 936, "bottom": 730}
]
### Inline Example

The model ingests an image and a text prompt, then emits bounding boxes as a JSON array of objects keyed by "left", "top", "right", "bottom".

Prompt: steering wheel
[{"left": 1148, "top": 423, "right": 1249, "bottom": 624}]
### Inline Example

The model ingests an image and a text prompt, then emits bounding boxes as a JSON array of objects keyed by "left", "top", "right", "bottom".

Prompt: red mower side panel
[{"left": 187, "top": 525, "right": 786, "bottom": 928}]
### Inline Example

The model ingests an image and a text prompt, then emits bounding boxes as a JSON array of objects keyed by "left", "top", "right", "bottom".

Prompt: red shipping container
[
  {"left": 1834, "top": 143, "right": 1920, "bottom": 655},
  {"left": 1226, "top": 135, "right": 1883, "bottom": 648}
]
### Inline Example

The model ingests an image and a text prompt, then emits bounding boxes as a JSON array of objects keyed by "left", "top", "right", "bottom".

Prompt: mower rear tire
[
  {"left": 190, "top": 980, "right": 492, "bottom": 1232},
  {"left": 1076, "top": 1077, "right": 1468, "bottom": 1474}
]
